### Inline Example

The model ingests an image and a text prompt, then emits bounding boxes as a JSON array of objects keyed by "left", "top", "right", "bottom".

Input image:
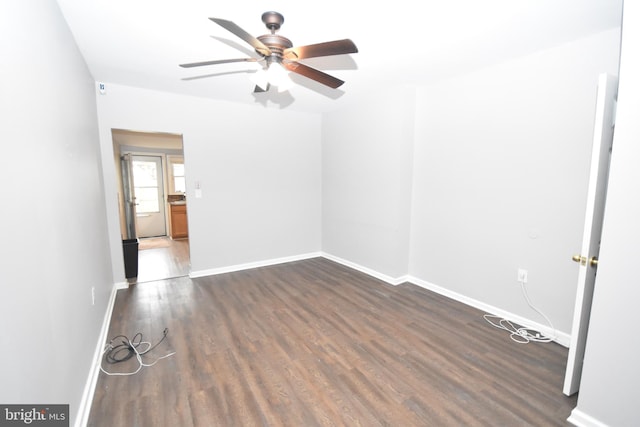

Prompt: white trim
[
  {"left": 75, "top": 283, "right": 120, "bottom": 427},
  {"left": 321, "top": 252, "right": 409, "bottom": 285},
  {"left": 115, "top": 281, "right": 129, "bottom": 290},
  {"left": 407, "top": 276, "right": 571, "bottom": 347},
  {"left": 189, "top": 252, "right": 322, "bottom": 278},
  {"left": 567, "top": 408, "right": 609, "bottom": 427}
]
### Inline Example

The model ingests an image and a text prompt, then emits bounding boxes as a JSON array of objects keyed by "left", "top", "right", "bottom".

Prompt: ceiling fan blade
[
  {"left": 283, "top": 61, "right": 345, "bottom": 89},
  {"left": 283, "top": 39, "right": 358, "bottom": 60},
  {"left": 179, "top": 58, "right": 258, "bottom": 68},
  {"left": 209, "top": 18, "right": 272, "bottom": 56}
]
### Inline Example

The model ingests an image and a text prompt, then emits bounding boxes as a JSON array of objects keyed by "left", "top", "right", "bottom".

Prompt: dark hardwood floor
[
  {"left": 90, "top": 257, "right": 577, "bottom": 426},
  {"left": 132, "top": 237, "right": 190, "bottom": 284}
]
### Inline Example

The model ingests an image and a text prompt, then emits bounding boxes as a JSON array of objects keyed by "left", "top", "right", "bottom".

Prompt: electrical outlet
[{"left": 517, "top": 268, "right": 528, "bottom": 284}]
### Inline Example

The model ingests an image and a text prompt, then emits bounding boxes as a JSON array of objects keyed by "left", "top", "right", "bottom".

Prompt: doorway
[{"left": 112, "top": 129, "right": 191, "bottom": 283}]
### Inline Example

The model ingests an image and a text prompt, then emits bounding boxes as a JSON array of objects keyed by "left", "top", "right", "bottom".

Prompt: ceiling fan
[{"left": 179, "top": 11, "right": 358, "bottom": 92}]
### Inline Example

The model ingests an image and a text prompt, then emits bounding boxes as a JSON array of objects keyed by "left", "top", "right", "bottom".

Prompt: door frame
[{"left": 111, "top": 128, "right": 190, "bottom": 282}]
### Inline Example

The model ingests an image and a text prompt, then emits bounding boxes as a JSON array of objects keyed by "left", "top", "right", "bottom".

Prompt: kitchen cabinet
[{"left": 170, "top": 203, "right": 188, "bottom": 239}]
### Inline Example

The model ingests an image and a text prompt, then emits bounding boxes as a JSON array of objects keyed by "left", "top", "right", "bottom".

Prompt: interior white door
[
  {"left": 131, "top": 155, "right": 167, "bottom": 238},
  {"left": 563, "top": 73, "right": 617, "bottom": 396}
]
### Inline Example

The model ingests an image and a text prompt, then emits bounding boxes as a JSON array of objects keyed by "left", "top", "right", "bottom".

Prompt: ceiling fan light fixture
[
  {"left": 266, "top": 62, "right": 293, "bottom": 92},
  {"left": 250, "top": 68, "right": 270, "bottom": 91},
  {"left": 250, "top": 60, "right": 292, "bottom": 92}
]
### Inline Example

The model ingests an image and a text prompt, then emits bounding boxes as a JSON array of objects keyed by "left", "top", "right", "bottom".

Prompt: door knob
[
  {"left": 572, "top": 254, "right": 598, "bottom": 268},
  {"left": 572, "top": 254, "right": 586, "bottom": 266}
]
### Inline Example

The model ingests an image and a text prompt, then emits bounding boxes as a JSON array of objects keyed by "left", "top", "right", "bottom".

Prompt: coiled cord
[{"left": 100, "top": 328, "right": 175, "bottom": 376}]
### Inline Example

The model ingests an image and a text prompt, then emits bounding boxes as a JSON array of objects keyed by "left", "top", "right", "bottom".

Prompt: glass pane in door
[{"left": 132, "top": 160, "right": 160, "bottom": 213}]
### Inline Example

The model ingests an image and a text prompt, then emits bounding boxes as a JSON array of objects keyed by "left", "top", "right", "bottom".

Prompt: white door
[
  {"left": 563, "top": 73, "right": 617, "bottom": 396},
  {"left": 132, "top": 155, "right": 167, "bottom": 238}
]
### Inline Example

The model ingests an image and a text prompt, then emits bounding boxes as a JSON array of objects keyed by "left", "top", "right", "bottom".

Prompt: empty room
[{"left": 2, "top": 1, "right": 639, "bottom": 426}]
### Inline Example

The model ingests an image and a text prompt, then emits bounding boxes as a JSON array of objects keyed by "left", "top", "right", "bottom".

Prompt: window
[
  {"left": 173, "top": 163, "right": 186, "bottom": 193},
  {"left": 167, "top": 155, "right": 185, "bottom": 194}
]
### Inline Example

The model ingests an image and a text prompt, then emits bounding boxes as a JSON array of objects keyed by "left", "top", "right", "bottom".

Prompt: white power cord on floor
[
  {"left": 99, "top": 329, "right": 176, "bottom": 376},
  {"left": 484, "top": 282, "right": 557, "bottom": 344}
]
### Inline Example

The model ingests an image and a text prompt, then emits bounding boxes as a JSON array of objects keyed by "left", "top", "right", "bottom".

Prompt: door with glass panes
[{"left": 131, "top": 155, "right": 166, "bottom": 238}]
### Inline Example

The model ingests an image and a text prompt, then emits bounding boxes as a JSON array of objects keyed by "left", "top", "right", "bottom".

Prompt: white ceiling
[{"left": 56, "top": 0, "right": 623, "bottom": 114}]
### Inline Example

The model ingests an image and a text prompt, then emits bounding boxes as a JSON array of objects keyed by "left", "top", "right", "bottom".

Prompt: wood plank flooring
[
  {"left": 132, "top": 237, "right": 190, "bottom": 284},
  {"left": 90, "top": 258, "right": 577, "bottom": 426}
]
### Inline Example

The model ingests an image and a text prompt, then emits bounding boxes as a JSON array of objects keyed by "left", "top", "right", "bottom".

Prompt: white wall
[
  {"left": 409, "top": 29, "right": 621, "bottom": 336},
  {"left": 320, "top": 29, "right": 620, "bottom": 339},
  {"left": 570, "top": 3, "right": 640, "bottom": 425},
  {"left": 0, "top": 1, "right": 114, "bottom": 425},
  {"left": 95, "top": 84, "right": 322, "bottom": 281},
  {"left": 322, "top": 87, "right": 416, "bottom": 281}
]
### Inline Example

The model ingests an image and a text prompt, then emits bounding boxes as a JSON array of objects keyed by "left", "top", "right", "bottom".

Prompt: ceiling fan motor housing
[{"left": 257, "top": 34, "right": 293, "bottom": 60}]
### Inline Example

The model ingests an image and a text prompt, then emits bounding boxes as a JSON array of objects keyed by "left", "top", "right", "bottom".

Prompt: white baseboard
[
  {"left": 75, "top": 282, "right": 120, "bottom": 427},
  {"left": 407, "top": 276, "right": 571, "bottom": 347},
  {"left": 321, "top": 252, "right": 408, "bottom": 285},
  {"left": 306, "top": 254, "right": 570, "bottom": 346},
  {"left": 189, "top": 252, "right": 322, "bottom": 278},
  {"left": 567, "top": 408, "right": 608, "bottom": 427}
]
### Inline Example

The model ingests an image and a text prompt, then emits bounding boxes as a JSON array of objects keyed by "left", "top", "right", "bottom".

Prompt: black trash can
[{"left": 122, "top": 238, "right": 139, "bottom": 278}]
